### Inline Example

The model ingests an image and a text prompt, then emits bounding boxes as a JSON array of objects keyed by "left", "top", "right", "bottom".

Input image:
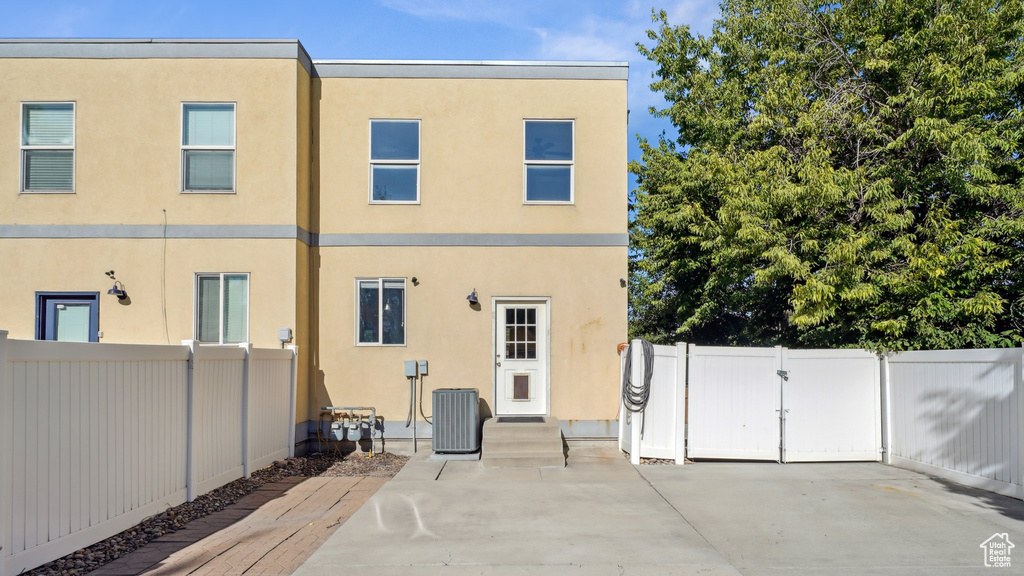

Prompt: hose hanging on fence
[{"left": 621, "top": 339, "right": 655, "bottom": 437}]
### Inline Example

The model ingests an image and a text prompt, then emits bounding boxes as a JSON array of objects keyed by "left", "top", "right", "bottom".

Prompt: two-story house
[{"left": 0, "top": 39, "right": 627, "bottom": 444}]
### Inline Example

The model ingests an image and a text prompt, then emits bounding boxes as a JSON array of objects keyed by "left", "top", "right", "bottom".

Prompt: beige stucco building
[{"left": 0, "top": 39, "right": 627, "bottom": 442}]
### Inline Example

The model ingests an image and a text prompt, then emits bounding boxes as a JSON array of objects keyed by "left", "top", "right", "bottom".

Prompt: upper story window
[
  {"left": 356, "top": 278, "right": 406, "bottom": 346},
  {"left": 524, "top": 119, "right": 574, "bottom": 204},
  {"left": 195, "top": 272, "right": 249, "bottom": 344},
  {"left": 182, "top": 103, "right": 235, "bottom": 193},
  {"left": 21, "top": 102, "right": 75, "bottom": 193},
  {"left": 370, "top": 120, "right": 419, "bottom": 203}
]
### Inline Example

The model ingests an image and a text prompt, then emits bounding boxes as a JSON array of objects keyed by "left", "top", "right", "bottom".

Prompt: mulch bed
[{"left": 24, "top": 451, "right": 408, "bottom": 576}]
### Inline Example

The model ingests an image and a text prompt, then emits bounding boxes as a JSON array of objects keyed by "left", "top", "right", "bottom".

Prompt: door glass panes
[
  {"left": 55, "top": 303, "right": 91, "bottom": 342},
  {"left": 504, "top": 307, "right": 537, "bottom": 359}
]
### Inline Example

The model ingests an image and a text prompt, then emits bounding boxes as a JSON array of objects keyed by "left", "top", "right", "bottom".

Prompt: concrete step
[
  {"left": 482, "top": 436, "right": 564, "bottom": 453},
  {"left": 481, "top": 451, "right": 566, "bottom": 468},
  {"left": 483, "top": 420, "right": 561, "bottom": 440},
  {"left": 481, "top": 417, "right": 565, "bottom": 468}
]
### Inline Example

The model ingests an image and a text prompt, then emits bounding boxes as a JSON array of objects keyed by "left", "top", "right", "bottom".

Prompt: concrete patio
[{"left": 294, "top": 444, "right": 1024, "bottom": 575}]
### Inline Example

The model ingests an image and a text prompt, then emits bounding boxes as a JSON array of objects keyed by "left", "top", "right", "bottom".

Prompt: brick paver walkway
[{"left": 90, "top": 476, "right": 388, "bottom": 576}]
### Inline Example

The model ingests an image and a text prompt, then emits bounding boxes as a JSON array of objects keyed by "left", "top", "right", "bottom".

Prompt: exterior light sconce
[
  {"left": 104, "top": 270, "right": 128, "bottom": 300},
  {"left": 620, "top": 278, "right": 627, "bottom": 288},
  {"left": 107, "top": 281, "right": 128, "bottom": 300},
  {"left": 466, "top": 289, "right": 479, "bottom": 306}
]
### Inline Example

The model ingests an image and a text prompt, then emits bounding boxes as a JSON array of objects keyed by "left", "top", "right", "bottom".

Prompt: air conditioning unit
[{"left": 432, "top": 388, "right": 480, "bottom": 453}]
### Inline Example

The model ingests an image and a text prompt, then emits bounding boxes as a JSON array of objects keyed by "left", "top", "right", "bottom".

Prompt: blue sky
[{"left": 0, "top": 0, "right": 720, "bottom": 170}]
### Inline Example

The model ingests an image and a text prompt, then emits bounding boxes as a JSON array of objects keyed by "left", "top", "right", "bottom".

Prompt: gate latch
[{"left": 776, "top": 369, "right": 789, "bottom": 381}]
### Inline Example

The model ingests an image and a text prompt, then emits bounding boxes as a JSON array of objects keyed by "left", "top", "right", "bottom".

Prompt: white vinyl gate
[
  {"left": 687, "top": 345, "right": 881, "bottom": 462},
  {"left": 687, "top": 346, "right": 781, "bottom": 460}
]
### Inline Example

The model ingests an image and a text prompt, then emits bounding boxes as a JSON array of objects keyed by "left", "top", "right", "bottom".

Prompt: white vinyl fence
[
  {"left": 0, "top": 332, "right": 297, "bottom": 576},
  {"left": 885, "top": 349, "right": 1023, "bottom": 500},
  {"left": 622, "top": 342, "right": 881, "bottom": 463},
  {"left": 686, "top": 345, "right": 881, "bottom": 462},
  {"left": 618, "top": 342, "right": 685, "bottom": 465},
  {"left": 619, "top": 340, "right": 1024, "bottom": 501}
]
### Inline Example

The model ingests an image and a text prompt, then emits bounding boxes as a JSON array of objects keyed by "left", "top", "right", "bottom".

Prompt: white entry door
[{"left": 494, "top": 300, "right": 548, "bottom": 415}]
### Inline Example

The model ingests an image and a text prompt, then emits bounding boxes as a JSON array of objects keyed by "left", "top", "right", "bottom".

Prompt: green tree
[{"left": 631, "top": 0, "right": 1024, "bottom": 350}]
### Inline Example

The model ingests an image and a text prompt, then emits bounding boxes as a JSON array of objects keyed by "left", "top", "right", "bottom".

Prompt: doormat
[{"left": 497, "top": 416, "right": 545, "bottom": 423}]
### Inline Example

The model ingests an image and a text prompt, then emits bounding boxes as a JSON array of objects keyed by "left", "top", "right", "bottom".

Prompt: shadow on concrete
[{"left": 893, "top": 357, "right": 1023, "bottom": 520}]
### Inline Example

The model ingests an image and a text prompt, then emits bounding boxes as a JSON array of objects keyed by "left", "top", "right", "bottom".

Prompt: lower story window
[
  {"left": 357, "top": 278, "right": 405, "bottom": 345},
  {"left": 196, "top": 273, "right": 249, "bottom": 344}
]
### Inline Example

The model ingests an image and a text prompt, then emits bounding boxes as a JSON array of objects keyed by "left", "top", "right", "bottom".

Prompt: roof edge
[
  {"left": 0, "top": 39, "right": 629, "bottom": 80},
  {"left": 0, "top": 38, "right": 314, "bottom": 76}
]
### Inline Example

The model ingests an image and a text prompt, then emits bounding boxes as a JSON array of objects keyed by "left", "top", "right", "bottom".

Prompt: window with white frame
[
  {"left": 195, "top": 273, "right": 249, "bottom": 344},
  {"left": 182, "top": 103, "right": 235, "bottom": 193},
  {"left": 356, "top": 278, "right": 406, "bottom": 345},
  {"left": 369, "top": 120, "right": 419, "bottom": 203},
  {"left": 524, "top": 119, "right": 574, "bottom": 203},
  {"left": 21, "top": 102, "right": 75, "bottom": 193}
]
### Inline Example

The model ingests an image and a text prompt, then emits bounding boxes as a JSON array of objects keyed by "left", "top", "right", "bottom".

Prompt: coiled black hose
[{"left": 621, "top": 339, "right": 654, "bottom": 436}]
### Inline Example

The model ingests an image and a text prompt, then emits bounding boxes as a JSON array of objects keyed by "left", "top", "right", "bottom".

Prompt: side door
[{"left": 494, "top": 300, "right": 548, "bottom": 415}]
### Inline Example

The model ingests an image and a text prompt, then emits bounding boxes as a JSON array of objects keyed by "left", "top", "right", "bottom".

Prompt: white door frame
[{"left": 491, "top": 296, "right": 551, "bottom": 416}]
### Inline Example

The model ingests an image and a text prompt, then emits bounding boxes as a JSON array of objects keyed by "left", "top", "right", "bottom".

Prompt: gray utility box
[{"left": 432, "top": 388, "right": 480, "bottom": 453}]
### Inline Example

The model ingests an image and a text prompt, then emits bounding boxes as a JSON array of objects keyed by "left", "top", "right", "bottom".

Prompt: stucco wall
[
  {"left": 312, "top": 75, "right": 628, "bottom": 424},
  {"left": 316, "top": 77, "right": 626, "bottom": 235},
  {"left": 0, "top": 58, "right": 301, "bottom": 225},
  {"left": 0, "top": 56, "right": 311, "bottom": 422},
  {"left": 312, "top": 246, "right": 627, "bottom": 423}
]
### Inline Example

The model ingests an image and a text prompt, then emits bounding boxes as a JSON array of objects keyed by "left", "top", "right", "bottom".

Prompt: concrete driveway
[{"left": 294, "top": 445, "right": 1024, "bottom": 575}]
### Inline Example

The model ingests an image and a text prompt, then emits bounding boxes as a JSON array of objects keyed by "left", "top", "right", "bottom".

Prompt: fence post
[
  {"left": 880, "top": 353, "right": 892, "bottom": 465},
  {"left": 675, "top": 342, "right": 687, "bottom": 465},
  {"left": 287, "top": 345, "right": 298, "bottom": 459},
  {"left": 239, "top": 343, "right": 253, "bottom": 478},
  {"left": 617, "top": 346, "right": 626, "bottom": 454},
  {"left": 1018, "top": 349, "right": 1024, "bottom": 496},
  {"left": 630, "top": 339, "right": 642, "bottom": 465},
  {"left": 182, "top": 340, "right": 198, "bottom": 502},
  {"left": 0, "top": 331, "right": 10, "bottom": 576},
  {"left": 776, "top": 345, "right": 786, "bottom": 464}
]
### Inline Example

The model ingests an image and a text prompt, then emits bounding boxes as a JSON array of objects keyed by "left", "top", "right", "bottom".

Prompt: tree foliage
[{"left": 630, "top": 0, "right": 1024, "bottom": 350}]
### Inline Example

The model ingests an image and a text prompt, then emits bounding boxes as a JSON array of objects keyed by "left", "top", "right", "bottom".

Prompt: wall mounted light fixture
[
  {"left": 466, "top": 289, "right": 479, "bottom": 306},
  {"left": 107, "top": 281, "right": 128, "bottom": 300},
  {"left": 104, "top": 270, "right": 128, "bottom": 300}
]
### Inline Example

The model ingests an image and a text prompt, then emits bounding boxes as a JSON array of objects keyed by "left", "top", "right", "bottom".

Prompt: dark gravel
[{"left": 23, "top": 451, "right": 408, "bottom": 576}]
